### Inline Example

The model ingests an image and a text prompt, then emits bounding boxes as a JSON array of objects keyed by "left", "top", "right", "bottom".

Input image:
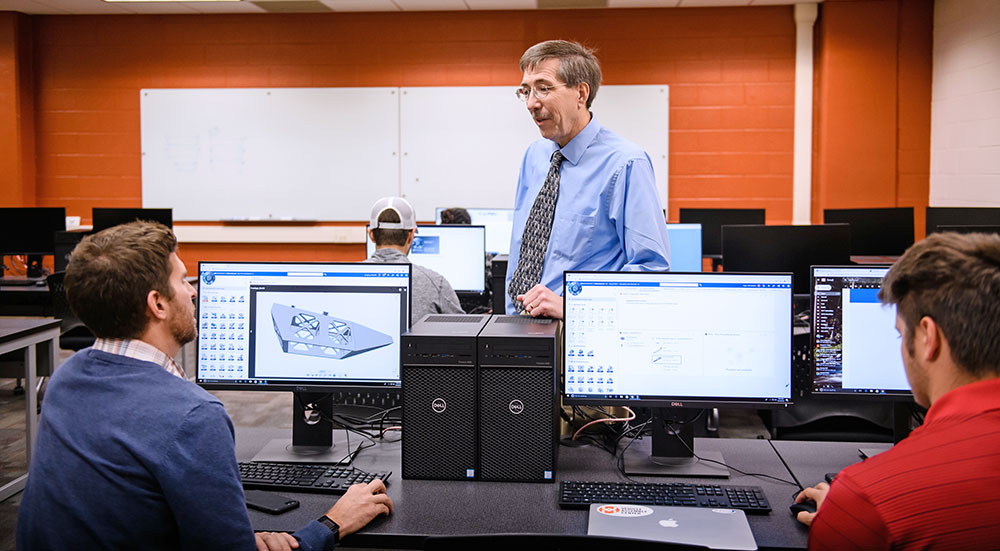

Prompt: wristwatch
[{"left": 317, "top": 515, "right": 340, "bottom": 544}]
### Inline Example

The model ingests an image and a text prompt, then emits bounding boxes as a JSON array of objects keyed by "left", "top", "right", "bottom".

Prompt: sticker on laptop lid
[{"left": 595, "top": 504, "right": 654, "bottom": 517}]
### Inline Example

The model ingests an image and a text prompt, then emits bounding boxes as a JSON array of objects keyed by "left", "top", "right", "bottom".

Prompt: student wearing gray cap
[{"left": 366, "top": 197, "right": 464, "bottom": 324}]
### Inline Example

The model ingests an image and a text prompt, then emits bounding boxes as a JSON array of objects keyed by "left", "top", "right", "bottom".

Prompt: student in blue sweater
[{"left": 17, "top": 221, "right": 392, "bottom": 551}]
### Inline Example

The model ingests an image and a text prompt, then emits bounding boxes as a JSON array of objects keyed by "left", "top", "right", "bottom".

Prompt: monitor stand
[
  {"left": 251, "top": 391, "right": 362, "bottom": 464},
  {"left": 623, "top": 408, "right": 729, "bottom": 478}
]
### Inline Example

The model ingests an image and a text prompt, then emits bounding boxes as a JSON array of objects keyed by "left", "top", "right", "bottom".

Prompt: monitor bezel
[
  {"left": 809, "top": 264, "right": 914, "bottom": 401},
  {"left": 365, "top": 223, "right": 487, "bottom": 293},
  {"left": 561, "top": 270, "right": 794, "bottom": 409},
  {"left": 195, "top": 260, "right": 411, "bottom": 394}
]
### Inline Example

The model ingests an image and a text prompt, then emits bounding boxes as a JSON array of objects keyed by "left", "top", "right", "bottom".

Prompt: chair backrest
[{"left": 46, "top": 271, "right": 81, "bottom": 332}]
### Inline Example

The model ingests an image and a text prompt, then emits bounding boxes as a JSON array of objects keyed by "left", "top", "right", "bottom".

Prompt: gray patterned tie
[{"left": 508, "top": 150, "right": 565, "bottom": 312}]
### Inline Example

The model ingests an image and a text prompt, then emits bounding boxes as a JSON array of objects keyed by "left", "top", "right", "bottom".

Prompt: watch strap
[{"left": 317, "top": 515, "right": 340, "bottom": 544}]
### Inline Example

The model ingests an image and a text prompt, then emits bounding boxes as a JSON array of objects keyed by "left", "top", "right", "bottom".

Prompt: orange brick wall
[
  {"left": 0, "top": 3, "right": 933, "bottom": 270},
  {"left": 812, "top": 0, "right": 933, "bottom": 239}
]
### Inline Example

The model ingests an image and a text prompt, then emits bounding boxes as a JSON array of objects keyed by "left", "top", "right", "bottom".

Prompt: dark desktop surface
[{"left": 237, "top": 426, "right": 812, "bottom": 549}]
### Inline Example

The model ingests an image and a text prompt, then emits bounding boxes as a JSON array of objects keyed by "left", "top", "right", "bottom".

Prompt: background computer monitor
[
  {"left": 92, "top": 208, "right": 173, "bottom": 233},
  {"left": 823, "top": 207, "right": 913, "bottom": 256},
  {"left": 366, "top": 224, "right": 486, "bottom": 293},
  {"left": 925, "top": 207, "right": 1000, "bottom": 235},
  {"left": 678, "top": 208, "right": 766, "bottom": 258},
  {"left": 810, "top": 266, "right": 910, "bottom": 399},
  {"left": 664, "top": 223, "right": 702, "bottom": 272},
  {"left": 721, "top": 224, "right": 851, "bottom": 296},
  {"left": 563, "top": 270, "right": 792, "bottom": 477},
  {"left": 0, "top": 207, "right": 67, "bottom": 278},
  {"left": 931, "top": 224, "right": 1000, "bottom": 236},
  {"left": 196, "top": 261, "right": 411, "bottom": 463},
  {"left": 435, "top": 207, "right": 514, "bottom": 256}
]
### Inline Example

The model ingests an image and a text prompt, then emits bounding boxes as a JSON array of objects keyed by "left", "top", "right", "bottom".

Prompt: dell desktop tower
[
  {"left": 477, "top": 315, "right": 560, "bottom": 482},
  {"left": 401, "top": 314, "right": 490, "bottom": 480}
]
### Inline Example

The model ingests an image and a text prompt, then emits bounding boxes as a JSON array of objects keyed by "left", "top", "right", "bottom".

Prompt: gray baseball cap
[{"left": 370, "top": 197, "right": 417, "bottom": 230}]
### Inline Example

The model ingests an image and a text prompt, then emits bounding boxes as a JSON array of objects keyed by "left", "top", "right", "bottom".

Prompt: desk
[
  {"left": 238, "top": 427, "right": 811, "bottom": 549},
  {"left": 0, "top": 285, "right": 52, "bottom": 317},
  {"left": 0, "top": 318, "right": 60, "bottom": 501},
  {"left": 771, "top": 440, "right": 892, "bottom": 489}
]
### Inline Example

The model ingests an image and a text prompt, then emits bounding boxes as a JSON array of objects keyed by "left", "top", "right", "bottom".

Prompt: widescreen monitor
[
  {"left": 0, "top": 207, "right": 67, "bottom": 278},
  {"left": 721, "top": 223, "right": 851, "bottom": 296},
  {"left": 811, "top": 266, "right": 911, "bottom": 399},
  {"left": 435, "top": 207, "right": 514, "bottom": 256},
  {"left": 196, "top": 261, "right": 411, "bottom": 462},
  {"left": 563, "top": 270, "right": 792, "bottom": 477},
  {"left": 678, "top": 208, "right": 765, "bottom": 257},
  {"left": 823, "top": 207, "right": 913, "bottom": 256},
  {"left": 925, "top": 207, "right": 1000, "bottom": 235},
  {"left": 92, "top": 208, "right": 173, "bottom": 233},
  {"left": 664, "top": 223, "right": 702, "bottom": 272},
  {"left": 366, "top": 224, "right": 486, "bottom": 293}
]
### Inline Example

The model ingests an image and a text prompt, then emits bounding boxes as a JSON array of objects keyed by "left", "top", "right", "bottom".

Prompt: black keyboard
[
  {"left": 558, "top": 481, "right": 772, "bottom": 514},
  {"left": 239, "top": 461, "right": 391, "bottom": 494}
]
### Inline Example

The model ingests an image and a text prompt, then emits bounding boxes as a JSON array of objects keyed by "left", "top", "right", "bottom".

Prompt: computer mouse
[{"left": 790, "top": 500, "right": 817, "bottom": 517}]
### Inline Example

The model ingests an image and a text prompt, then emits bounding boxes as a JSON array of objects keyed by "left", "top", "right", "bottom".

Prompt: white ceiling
[{"left": 5, "top": 0, "right": 812, "bottom": 15}]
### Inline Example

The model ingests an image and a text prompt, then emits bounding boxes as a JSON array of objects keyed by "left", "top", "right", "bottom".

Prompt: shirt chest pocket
[{"left": 551, "top": 212, "right": 598, "bottom": 262}]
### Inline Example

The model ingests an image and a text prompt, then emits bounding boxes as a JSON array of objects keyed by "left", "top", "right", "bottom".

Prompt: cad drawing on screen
[{"left": 270, "top": 303, "right": 392, "bottom": 360}]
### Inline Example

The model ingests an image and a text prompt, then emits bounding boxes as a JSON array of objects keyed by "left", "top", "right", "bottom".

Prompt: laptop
[{"left": 587, "top": 504, "right": 757, "bottom": 550}]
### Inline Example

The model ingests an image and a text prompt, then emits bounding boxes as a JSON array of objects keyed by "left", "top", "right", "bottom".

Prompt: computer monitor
[
  {"left": 721, "top": 224, "right": 851, "bottom": 296},
  {"left": 435, "top": 207, "right": 514, "bottom": 256},
  {"left": 366, "top": 224, "right": 486, "bottom": 293},
  {"left": 563, "top": 270, "right": 792, "bottom": 477},
  {"left": 678, "top": 208, "right": 766, "bottom": 258},
  {"left": 925, "top": 207, "right": 1000, "bottom": 235},
  {"left": 664, "top": 223, "right": 702, "bottom": 272},
  {"left": 811, "top": 266, "right": 910, "bottom": 399},
  {"left": 931, "top": 225, "right": 1000, "bottom": 236},
  {"left": 196, "top": 261, "right": 411, "bottom": 463},
  {"left": 0, "top": 207, "right": 67, "bottom": 278},
  {"left": 823, "top": 207, "right": 913, "bottom": 256},
  {"left": 92, "top": 208, "right": 173, "bottom": 233}
]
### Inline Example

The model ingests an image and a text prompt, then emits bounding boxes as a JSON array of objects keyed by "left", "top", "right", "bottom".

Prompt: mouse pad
[{"left": 587, "top": 503, "right": 757, "bottom": 550}]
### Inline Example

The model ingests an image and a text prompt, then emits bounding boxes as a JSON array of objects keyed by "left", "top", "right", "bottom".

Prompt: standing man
[
  {"left": 506, "top": 39, "right": 671, "bottom": 318},
  {"left": 794, "top": 232, "right": 1000, "bottom": 549},
  {"left": 18, "top": 221, "right": 392, "bottom": 551},
  {"left": 366, "top": 197, "right": 464, "bottom": 324}
]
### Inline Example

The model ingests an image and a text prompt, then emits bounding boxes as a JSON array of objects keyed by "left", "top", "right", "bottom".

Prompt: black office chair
[
  {"left": 423, "top": 534, "right": 707, "bottom": 550},
  {"left": 46, "top": 271, "right": 96, "bottom": 352}
]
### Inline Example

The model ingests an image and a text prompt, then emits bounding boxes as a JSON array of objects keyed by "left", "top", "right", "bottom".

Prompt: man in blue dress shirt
[{"left": 506, "top": 40, "right": 671, "bottom": 318}]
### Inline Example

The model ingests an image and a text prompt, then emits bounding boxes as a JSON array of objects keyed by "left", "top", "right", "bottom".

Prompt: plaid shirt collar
[{"left": 92, "top": 338, "right": 185, "bottom": 379}]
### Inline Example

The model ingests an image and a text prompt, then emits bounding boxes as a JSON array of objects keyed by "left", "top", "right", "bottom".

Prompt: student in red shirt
[{"left": 794, "top": 231, "right": 1000, "bottom": 549}]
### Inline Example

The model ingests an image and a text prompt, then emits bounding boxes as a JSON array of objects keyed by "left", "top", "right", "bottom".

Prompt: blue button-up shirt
[{"left": 505, "top": 117, "right": 671, "bottom": 314}]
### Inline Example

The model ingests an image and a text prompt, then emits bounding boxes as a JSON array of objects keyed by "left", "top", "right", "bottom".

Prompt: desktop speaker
[
  {"left": 401, "top": 314, "right": 490, "bottom": 480},
  {"left": 477, "top": 315, "right": 560, "bottom": 482}
]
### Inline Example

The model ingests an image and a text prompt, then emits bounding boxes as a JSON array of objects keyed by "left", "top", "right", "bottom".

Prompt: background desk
[
  {"left": 0, "top": 318, "right": 59, "bottom": 501},
  {"left": 237, "top": 427, "right": 811, "bottom": 549}
]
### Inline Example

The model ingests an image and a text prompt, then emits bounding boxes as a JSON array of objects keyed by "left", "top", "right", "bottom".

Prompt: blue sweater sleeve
[{"left": 158, "top": 401, "right": 335, "bottom": 551}]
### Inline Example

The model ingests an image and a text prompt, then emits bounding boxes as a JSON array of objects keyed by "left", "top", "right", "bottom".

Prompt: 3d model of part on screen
[{"left": 270, "top": 303, "right": 392, "bottom": 360}]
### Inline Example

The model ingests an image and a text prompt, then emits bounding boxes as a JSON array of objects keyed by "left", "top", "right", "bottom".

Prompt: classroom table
[
  {"left": 238, "top": 427, "right": 815, "bottom": 549},
  {"left": 0, "top": 318, "right": 60, "bottom": 501}
]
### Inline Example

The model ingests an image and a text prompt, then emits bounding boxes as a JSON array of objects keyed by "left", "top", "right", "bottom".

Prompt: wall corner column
[
  {"left": 0, "top": 12, "right": 36, "bottom": 207},
  {"left": 792, "top": 3, "right": 817, "bottom": 225}
]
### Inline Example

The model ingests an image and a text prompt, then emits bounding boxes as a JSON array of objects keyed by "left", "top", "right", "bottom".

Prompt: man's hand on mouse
[{"left": 794, "top": 482, "right": 830, "bottom": 526}]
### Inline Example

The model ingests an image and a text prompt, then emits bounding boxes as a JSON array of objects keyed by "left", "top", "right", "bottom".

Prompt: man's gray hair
[{"left": 520, "top": 40, "right": 601, "bottom": 109}]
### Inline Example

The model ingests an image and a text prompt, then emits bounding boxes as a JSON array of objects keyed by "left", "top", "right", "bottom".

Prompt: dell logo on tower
[
  {"left": 509, "top": 399, "right": 524, "bottom": 415},
  {"left": 431, "top": 398, "right": 447, "bottom": 413}
]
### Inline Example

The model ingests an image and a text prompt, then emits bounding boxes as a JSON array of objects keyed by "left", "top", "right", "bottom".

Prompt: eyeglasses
[{"left": 515, "top": 84, "right": 566, "bottom": 102}]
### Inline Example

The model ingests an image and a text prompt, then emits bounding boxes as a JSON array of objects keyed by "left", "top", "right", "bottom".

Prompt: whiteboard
[
  {"left": 140, "top": 88, "right": 400, "bottom": 221},
  {"left": 140, "top": 85, "right": 669, "bottom": 222},
  {"left": 400, "top": 85, "right": 669, "bottom": 218}
]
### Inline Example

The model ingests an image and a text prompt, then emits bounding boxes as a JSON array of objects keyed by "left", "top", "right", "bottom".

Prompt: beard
[{"left": 169, "top": 301, "right": 197, "bottom": 346}]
